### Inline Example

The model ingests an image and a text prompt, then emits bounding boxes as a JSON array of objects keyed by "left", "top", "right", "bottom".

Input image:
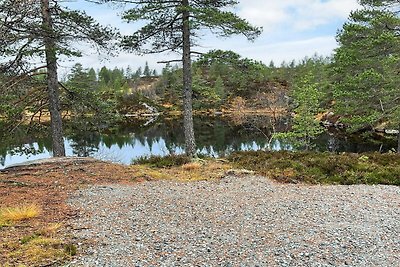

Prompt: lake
[{"left": 0, "top": 115, "right": 395, "bottom": 169}]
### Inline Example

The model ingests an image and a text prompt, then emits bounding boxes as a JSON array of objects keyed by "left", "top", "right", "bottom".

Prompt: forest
[{"left": 0, "top": 0, "right": 399, "bottom": 162}]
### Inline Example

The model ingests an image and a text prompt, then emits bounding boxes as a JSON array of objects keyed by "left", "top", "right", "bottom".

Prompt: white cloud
[
  {"left": 238, "top": 0, "right": 360, "bottom": 32},
  {"left": 238, "top": 2, "right": 289, "bottom": 31},
  {"left": 236, "top": 36, "right": 338, "bottom": 64}
]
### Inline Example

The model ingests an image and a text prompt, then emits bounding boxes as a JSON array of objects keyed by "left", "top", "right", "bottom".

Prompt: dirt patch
[{"left": 0, "top": 157, "right": 136, "bottom": 266}]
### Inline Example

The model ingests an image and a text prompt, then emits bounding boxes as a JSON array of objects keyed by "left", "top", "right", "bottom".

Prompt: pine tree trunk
[
  {"left": 181, "top": 0, "right": 196, "bottom": 157},
  {"left": 40, "top": 0, "right": 65, "bottom": 157}
]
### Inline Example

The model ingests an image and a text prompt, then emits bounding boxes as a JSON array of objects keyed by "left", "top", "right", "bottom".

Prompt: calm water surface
[{"left": 0, "top": 116, "right": 394, "bottom": 169}]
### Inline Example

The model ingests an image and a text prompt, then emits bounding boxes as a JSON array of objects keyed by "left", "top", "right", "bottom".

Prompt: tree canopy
[
  {"left": 117, "top": 0, "right": 261, "bottom": 54},
  {"left": 0, "top": 0, "right": 115, "bottom": 74}
]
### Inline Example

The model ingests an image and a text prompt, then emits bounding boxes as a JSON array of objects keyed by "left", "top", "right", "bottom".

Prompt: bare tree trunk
[
  {"left": 181, "top": 0, "right": 196, "bottom": 157},
  {"left": 40, "top": 0, "right": 65, "bottom": 157}
]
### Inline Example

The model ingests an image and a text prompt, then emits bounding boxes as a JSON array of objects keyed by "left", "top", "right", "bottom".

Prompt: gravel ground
[{"left": 67, "top": 176, "right": 400, "bottom": 267}]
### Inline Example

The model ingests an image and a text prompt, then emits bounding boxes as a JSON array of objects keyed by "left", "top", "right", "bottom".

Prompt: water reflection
[{"left": 0, "top": 115, "right": 395, "bottom": 169}]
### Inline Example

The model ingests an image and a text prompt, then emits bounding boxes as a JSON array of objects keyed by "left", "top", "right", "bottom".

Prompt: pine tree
[
  {"left": 269, "top": 60, "right": 275, "bottom": 68},
  {"left": 333, "top": 0, "right": 400, "bottom": 152},
  {"left": 278, "top": 72, "right": 325, "bottom": 150},
  {"left": 143, "top": 61, "right": 151, "bottom": 77},
  {"left": 126, "top": 66, "right": 133, "bottom": 79},
  {"left": 88, "top": 68, "right": 98, "bottom": 89},
  {"left": 133, "top": 67, "right": 142, "bottom": 79},
  {"left": 108, "top": 0, "right": 261, "bottom": 157},
  {"left": 99, "top": 67, "right": 112, "bottom": 88},
  {"left": 0, "top": 0, "right": 115, "bottom": 156}
]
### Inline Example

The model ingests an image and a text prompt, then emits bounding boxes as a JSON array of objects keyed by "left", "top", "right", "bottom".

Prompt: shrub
[
  {"left": 228, "top": 151, "right": 400, "bottom": 185},
  {"left": 132, "top": 155, "right": 191, "bottom": 168}
]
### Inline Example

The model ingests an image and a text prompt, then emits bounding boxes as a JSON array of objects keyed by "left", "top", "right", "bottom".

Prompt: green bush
[{"left": 228, "top": 151, "right": 400, "bottom": 185}]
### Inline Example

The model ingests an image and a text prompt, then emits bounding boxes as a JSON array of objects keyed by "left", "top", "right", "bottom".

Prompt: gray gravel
[{"left": 67, "top": 176, "right": 400, "bottom": 267}]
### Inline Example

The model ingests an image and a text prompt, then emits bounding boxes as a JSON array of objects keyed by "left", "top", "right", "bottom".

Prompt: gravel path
[{"left": 67, "top": 176, "right": 400, "bottom": 267}]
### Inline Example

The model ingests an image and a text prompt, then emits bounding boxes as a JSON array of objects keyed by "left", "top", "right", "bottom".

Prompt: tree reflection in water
[{"left": 0, "top": 115, "right": 395, "bottom": 168}]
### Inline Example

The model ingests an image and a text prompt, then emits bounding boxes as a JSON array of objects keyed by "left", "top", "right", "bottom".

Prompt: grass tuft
[
  {"left": 0, "top": 204, "right": 40, "bottom": 222},
  {"left": 37, "top": 223, "right": 63, "bottom": 238},
  {"left": 181, "top": 162, "right": 202, "bottom": 171},
  {"left": 0, "top": 217, "right": 11, "bottom": 228},
  {"left": 7, "top": 236, "right": 67, "bottom": 265},
  {"left": 64, "top": 244, "right": 77, "bottom": 256}
]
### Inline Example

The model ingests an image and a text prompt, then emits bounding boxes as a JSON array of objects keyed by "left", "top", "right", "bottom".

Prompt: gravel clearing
[{"left": 67, "top": 175, "right": 400, "bottom": 267}]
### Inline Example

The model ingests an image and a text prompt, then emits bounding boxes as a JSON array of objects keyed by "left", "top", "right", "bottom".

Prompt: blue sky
[{"left": 60, "top": 0, "right": 360, "bottom": 75}]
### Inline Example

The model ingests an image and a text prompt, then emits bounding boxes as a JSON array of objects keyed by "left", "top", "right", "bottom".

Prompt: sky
[{"left": 60, "top": 0, "right": 361, "bottom": 75}]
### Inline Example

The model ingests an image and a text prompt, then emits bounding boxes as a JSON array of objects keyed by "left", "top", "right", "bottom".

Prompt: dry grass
[
  {"left": 0, "top": 204, "right": 40, "bottom": 222},
  {"left": 181, "top": 162, "right": 203, "bottom": 171},
  {"left": 0, "top": 216, "right": 10, "bottom": 228},
  {"left": 1, "top": 223, "right": 75, "bottom": 266},
  {"left": 131, "top": 159, "right": 232, "bottom": 182},
  {"left": 36, "top": 223, "right": 63, "bottom": 238}
]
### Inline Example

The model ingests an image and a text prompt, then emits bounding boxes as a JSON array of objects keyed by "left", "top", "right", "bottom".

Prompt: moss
[
  {"left": 228, "top": 151, "right": 400, "bottom": 185},
  {"left": 5, "top": 235, "right": 70, "bottom": 266}
]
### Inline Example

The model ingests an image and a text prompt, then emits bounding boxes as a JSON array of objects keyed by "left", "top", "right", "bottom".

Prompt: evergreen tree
[
  {"left": 278, "top": 72, "right": 325, "bottom": 150},
  {"left": 107, "top": 0, "right": 261, "bottom": 157},
  {"left": 133, "top": 66, "right": 142, "bottom": 79},
  {"left": 67, "top": 63, "right": 89, "bottom": 88},
  {"left": 88, "top": 68, "right": 98, "bottom": 89},
  {"left": 333, "top": 0, "right": 400, "bottom": 152},
  {"left": 126, "top": 65, "right": 133, "bottom": 79},
  {"left": 67, "top": 64, "right": 98, "bottom": 91},
  {"left": 269, "top": 60, "right": 275, "bottom": 68},
  {"left": 0, "top": 0, "right": 115, "bottom": 156},
  {"left": 143, "top": 61, "right": 151, "bottom": 77},
  {"left": 196, "top": 50, "right": 268, "bottom": 97},
  {"left": 99, "top": 66, "right": 112, "bottom": 87},
  {"left": 64, "top": 64, "right": 121, "bottom": 142}
]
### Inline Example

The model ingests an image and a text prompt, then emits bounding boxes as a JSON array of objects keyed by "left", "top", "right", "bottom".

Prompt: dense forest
[{"left": 0, "top": 0, "right": 399, "bottom": 158}]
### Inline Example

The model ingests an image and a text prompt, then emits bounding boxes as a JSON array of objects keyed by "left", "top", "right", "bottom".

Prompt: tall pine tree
[
  {"left": 0, "top": 0, "right": 115, "bottom": 156},
  {"left": 105, "top": 0, "right": 261, "bottom": 157}
]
